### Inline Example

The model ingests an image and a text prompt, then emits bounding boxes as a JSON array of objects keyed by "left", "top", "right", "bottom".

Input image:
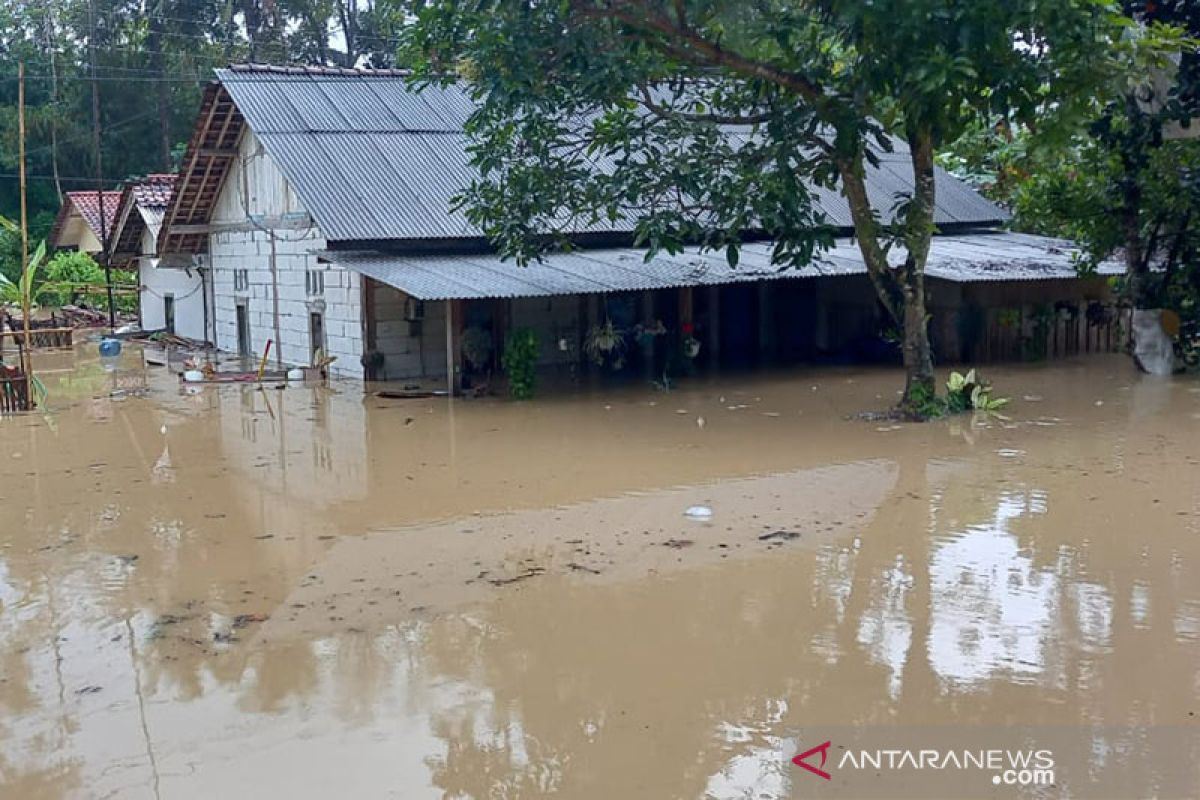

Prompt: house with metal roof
[
  {"left": 106, "top": 174, "right": 212, "bottom": 342},
  {"left": 159, "top": 65, "right": 1123, "bottom": 385}
]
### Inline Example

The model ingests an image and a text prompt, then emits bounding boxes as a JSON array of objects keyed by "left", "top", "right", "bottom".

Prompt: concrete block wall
[
  {"left": 209, "top": 226, "right": 363, "bottom": 377},
  {"left": 206, "top": 128, "right": 363, "bottom": 378},
  {"left": 371, "top": 284, "right": 447, "bottom": 379}
]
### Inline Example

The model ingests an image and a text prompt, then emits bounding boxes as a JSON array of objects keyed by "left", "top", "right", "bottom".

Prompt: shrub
[
  {"left": 501, "top": 328, "right": 539, "bottom": 399},
  {"left": 40, "top": 250, "right": 105, "bottom": 306}
]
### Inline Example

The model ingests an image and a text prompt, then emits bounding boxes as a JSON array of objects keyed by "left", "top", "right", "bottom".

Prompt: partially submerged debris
[
  {"left": 488, "top": 567, "right": 546, "bottom": 586},
  {"left": 661, "top": 538, "right": 695, "bottom": 549}
]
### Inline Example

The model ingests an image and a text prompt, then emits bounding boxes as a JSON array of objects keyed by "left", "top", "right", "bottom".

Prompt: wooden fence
[
  {"left": 0, "top": 370, "right": 31, "bottom": 413},
  {"left": 964, "top": 303, "right": 1128, "bottom": 363},
  {"left": 0, "top": 327, "right": 75, "bottom": 351}
]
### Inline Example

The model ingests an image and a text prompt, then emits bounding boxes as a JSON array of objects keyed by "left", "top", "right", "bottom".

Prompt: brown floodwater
[{"left": 1, "top": 345, "right": 1199, "bottom": 799}]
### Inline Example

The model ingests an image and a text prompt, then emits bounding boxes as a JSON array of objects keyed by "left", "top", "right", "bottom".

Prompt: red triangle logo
[{"left": 792, "top": 740, "right": 832, "bottom": 780}]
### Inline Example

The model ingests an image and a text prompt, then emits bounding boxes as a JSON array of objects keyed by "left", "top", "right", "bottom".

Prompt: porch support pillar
[
  {"left": 757, "top": 282, "right": 772, "bottom": 363},
  {"left": 641, "top": 290, "right": 656, "bottom": 380},
  {"left": 707, "top": 285, "right": 721, "bottom": 370},
  {"left": 444, "top": 298, "right": 463, "bottom": 396}
]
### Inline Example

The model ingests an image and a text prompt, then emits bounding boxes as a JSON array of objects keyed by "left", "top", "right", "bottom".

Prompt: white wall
[
  {"left": 207, "top": 129, "right": 363, "bottom": 377},
  {"left": 138, "top": 227, "right": 209, "bottom": 341},
  {"left": 371, "top": 285, "right": 447, "bottom": 379}
]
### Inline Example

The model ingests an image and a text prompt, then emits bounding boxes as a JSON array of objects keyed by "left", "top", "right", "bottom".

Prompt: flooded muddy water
[{"left": 1, "top": 346, "right": 1199, "bottom": 798}]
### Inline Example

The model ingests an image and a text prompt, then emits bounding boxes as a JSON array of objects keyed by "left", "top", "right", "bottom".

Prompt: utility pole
[
  {"left": 88, "top": 0, "right": 117, "bottom": 332},
  {"left": 18, "top": 62, "right": 32, "bottom": 387}
]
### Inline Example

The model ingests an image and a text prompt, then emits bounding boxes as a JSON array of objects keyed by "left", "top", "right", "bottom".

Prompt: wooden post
[
  {"left": 706, "top": 285, "right": 721, "bottom": 370},
  {"left": 678, "top": 287, "right": 694, "bottom": 331},
  {"left": 87, "top": 0, "right": 116, "bottom": 332},
  {"left": 18, "top": 62, "right": 31, "bottom": 383},
  {"left": 444, "top": 299, "right": 463, "bottom": 396},
  {"left": 445, "top": 299, "right": 455, "bottom": 396},
  {"left": 757, "top": 282, "right": 772, "bottom": 363},
  {"left": 491, "top": 298, "right": 507, "bottom": 375},
  {"left": 640, "top": 290, "right": 655, "bottom": 380}
]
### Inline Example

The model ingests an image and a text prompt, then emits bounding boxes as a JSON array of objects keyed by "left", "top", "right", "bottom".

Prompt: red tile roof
[
  {"left": 130, "top": 174, "right": 177, "bottom": 211},
  {"left": 64, "top": 191, "right": 122, "bottom": 239}
]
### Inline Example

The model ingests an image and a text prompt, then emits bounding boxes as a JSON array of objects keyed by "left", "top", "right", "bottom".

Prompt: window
[
  {"left": 163, "top": 294, "right": 175, "bottom": 334},
  {"left": 236, "top": 303, "right": 251, "bottom": 357},
  {"left": 234, "top": 269, "right": 249, "bottom": 293},
  {"left": 306, "top": 269, "right": 325, "bottom": 296},
  {"left": 309, "top": 311, "right": 325, "bottom": 360}
]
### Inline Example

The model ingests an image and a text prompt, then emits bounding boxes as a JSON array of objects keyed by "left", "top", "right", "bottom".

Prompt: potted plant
[{"left": 584, "top": 319, "right": 627, "bottom": 370}]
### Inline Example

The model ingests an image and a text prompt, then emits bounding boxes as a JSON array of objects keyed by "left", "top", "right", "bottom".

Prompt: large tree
[
  {"left": 942, "top": 2, "right": 1199, "bottom": 373},
  {"left": 402, "top": 0, "right": 1133, "bottom": 409}
]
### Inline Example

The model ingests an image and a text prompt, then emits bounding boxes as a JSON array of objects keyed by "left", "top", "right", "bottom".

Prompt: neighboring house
[
  {"left": 159, "top": 65, "right": 1121, "bottom": 384},
  {"left": 108, "top": 174, "right": 213, "bottom": 342},
  {"left": 49, "top": 191, "right": 122, "bottom": 255}
]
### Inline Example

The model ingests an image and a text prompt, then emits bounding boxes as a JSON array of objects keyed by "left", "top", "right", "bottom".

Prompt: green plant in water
[
  {"left": 946, "top": 368, "right": 1009, "bottom": 412},
  {"left": 905, "top": 380, "right": 946, "bottom": 419},
  {"left": 502, "top": 328, "right": 539, "bottom": 399}
]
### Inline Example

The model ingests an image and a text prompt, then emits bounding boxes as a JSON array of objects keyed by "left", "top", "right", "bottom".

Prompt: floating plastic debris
[{"left": 684, "top": 505, "right": 713, "bottom": 520}]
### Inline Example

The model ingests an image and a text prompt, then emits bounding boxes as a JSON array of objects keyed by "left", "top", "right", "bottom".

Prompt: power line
[
  {"left": 3, "top": 73, "right": 210, "bottom": 83},
  {"left": 0, "top": 171, "right": 126, "bottom": 183}
]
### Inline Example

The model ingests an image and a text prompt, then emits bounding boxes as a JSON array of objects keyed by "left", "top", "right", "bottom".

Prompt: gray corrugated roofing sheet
[
  {"left": 317, "top": 232, "right": 1120, "bottom": 301},
  {"left": 217, "top": 67, "right": 1009, "bottom": 244},
  {"left": 139, "top": 207, "right": 165, "bottom": 240}
]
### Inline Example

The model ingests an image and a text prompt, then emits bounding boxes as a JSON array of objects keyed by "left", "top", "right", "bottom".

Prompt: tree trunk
[
  {"left": 1120, "top": 94, "right": 1174, "bottom": 376},
  {"left": 899, "top": 265, "right": 935, "bottom": 404},
  {"left": 898, "top": 131, "right": 937, "bottom": 407},
  {"left": 838, "top": 131, "right": 937, "bottom": 412}
]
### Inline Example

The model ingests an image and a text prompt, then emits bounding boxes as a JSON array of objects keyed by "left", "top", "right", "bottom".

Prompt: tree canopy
[
  {"left": 942, "top": 1, "right": 1200, "bottom": 368},
  {"left": 401, "top": 0, "right": 1165, "bottom": 404}
]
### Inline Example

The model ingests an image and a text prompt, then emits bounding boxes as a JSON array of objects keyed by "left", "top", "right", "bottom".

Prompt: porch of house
[
  {"left": 357, "top": 274, "right": 1126, "bottom": 394},
  {"left": 359, "top": 278, "right": 884, "bottom": 389},
  {"left": 322, "top": 232, "right": 1126, "bottom": 393}
]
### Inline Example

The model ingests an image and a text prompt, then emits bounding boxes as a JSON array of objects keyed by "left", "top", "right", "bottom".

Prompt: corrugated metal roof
[
  {"left": 318, "top": 232, "right": 1120, "bottom": 301},
  {"left": 217, "top": 66, "right": 1009, "bottom": 244},
  {"left": 140, "top": 207, "right": 166, "bottom": 241}
]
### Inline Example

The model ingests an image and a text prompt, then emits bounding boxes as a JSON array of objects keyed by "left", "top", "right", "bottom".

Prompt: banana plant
[{"left": 0, "top": 214, "right": 48, "bottom": 311}]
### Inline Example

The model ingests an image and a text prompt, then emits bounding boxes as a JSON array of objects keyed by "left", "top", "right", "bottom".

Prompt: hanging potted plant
[
  {"left": 584, "top": 319, "right": 627, "bottom": 370},
  {"left": 681, "top": 322, "right": 701, "bottom": 358}
]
